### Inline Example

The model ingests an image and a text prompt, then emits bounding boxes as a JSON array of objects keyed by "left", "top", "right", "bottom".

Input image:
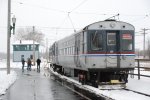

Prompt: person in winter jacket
[{"left": 36, "top": 58, "right": 41, "bottom": 72}]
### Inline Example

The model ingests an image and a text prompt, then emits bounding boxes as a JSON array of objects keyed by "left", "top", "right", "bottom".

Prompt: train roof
[
  {"left": 86, "top": 20, "right": 135, "bottom": 30},
  {"left": 83, "top": 20, "right": 135, "bottom": 31},
  {"left": 51, "top": 20, "right": 135, "bottom": 45}
]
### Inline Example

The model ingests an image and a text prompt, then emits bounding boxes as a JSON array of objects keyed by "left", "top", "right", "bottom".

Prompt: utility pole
[
  {"left": 7, "top": 0, "right": 11, "bottom": 74},
  {"left": 33, "top": 26, "right": 35, "bottom": 66},
  {"left": 7, "top": 0, "right": 16, "bottom": 74},
  {"left": 142, "top": 28, "right": 150, "bottom": 59}
]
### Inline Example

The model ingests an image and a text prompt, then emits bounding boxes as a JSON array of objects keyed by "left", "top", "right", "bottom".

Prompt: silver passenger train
[{"left": 49, "top": 19, "right": 135, "bottom": 86}]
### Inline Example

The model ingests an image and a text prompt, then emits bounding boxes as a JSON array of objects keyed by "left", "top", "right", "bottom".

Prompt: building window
[
  {"left": 35, "top": 45, "right": 39, "bottom": 51},
  {"left": 27, "top": 45, "right": 29, "bottom": 50}
]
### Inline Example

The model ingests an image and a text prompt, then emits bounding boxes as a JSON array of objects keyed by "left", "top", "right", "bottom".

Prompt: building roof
[{"left": 12, "top": 40, "right": 39, "bottom": 45}]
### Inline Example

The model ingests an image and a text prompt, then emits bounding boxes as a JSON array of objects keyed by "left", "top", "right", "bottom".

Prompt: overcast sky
[{"left": 0, "top": 0, "right": 150, "bottom": 52}]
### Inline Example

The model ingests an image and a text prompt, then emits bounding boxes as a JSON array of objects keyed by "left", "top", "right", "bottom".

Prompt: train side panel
[{"left": 57, "top": 35, "right": 75, "bottom": 68}]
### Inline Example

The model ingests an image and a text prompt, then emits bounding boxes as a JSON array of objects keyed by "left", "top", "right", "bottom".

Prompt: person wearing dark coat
[
  {"left": 36, "top": 58, "right": 41, "bottom": 72},
  {"left": 21, "top": 58, "right": 25, "bottom": 72},
  {"left": 27, "top": 58, "right": 32, "bottom": 71}
]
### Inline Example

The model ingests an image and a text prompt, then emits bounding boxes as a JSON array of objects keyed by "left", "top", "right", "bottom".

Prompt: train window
[
  {"left": 90, "top": 31, "right": 103, "bottom": 51},
  {"left": 122, "top": 34, "right": 133, "bottom": 51},
  {"left": 107, "top": 33, "right": 116, "bottom": 45},
  {"left": 67, "top": 48, "right": 69, "bottom": 55},
  {"left": 72, "top": 47, "right": 73, "bottom": 54},
  {"left": 65, "top": 48, "right": 67, "bottom": 55},
  {"left": 69, "top": 47, "right": 71, "bottom": 55},
  {"left": 63, "top": 49, "right": 64, "bottom": 55},
  {"left": 73, "top": 47, "right": 75, "bottom": 54}
]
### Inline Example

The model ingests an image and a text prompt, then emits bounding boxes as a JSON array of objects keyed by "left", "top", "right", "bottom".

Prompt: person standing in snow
[
  {"left": 21, "top": 58, "right": 25, "bottom": 72},
  {"left": 27, "top": 58, "right": 32, "bottom": 71},
  {"left": 36, "top": 58, "right": 41, "bottom": 72}
]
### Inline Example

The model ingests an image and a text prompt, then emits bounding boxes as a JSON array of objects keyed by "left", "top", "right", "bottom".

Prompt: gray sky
[{"left": 0, "top": 0, "right": 150, "bottom": 52}]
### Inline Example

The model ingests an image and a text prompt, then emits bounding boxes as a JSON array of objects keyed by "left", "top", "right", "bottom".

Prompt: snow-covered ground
[
  {"left": 0, "top": 70, "right": 17, "bottom": 96},
  {"left": 0, "top": 59, "right": 19, "bottom": 96},
  {"left": 0, "top": 59, "right": 47, "bottom": 96},
  {"left": 1, "top": 59, "right": 150, "bottom": 100},
  {"left": 135, "top": 61, "right": 150, "bottom": 68}
]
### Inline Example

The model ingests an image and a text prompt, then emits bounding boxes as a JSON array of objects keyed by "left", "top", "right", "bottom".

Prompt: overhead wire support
[
  {"left": 141, "top": 28, "right": 150, "bottom": 58},
  {"left": 69, "top": 0, "right": 88, "bottom": 13},
  {"left": 68, "top": 12, "right": 76, "bottom": 32},
  {"left": 66, "top": 0, "right": 88, "bottom": 33},
  {"left": 105, "top": 13, "right": 120, "bottom": 21}
]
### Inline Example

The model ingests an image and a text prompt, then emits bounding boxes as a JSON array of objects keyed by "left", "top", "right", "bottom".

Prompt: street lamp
[
  {"left": 11, "top": 15, "right": 16, "bottom": 34},
  {"left": 7, "top": 15, "right": 16, "bottom": 74},
  {"left": 10, "top": 15, "right": 16, "bottom": 36}
]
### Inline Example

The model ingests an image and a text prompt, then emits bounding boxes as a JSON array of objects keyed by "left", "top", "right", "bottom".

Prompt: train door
[
  {"left": 74, "top": 34, "right": 81, "bottom": 67},
  {"left": 55, "top": 43, "right": 59, "bottom": 64},
  {"left": 106, "top": 31, "right": 120, "bottom": 68}
]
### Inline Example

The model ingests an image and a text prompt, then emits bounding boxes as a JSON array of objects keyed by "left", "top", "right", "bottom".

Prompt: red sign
[{"left": 122, "top": 34, "right": 132, "bottom": 39}]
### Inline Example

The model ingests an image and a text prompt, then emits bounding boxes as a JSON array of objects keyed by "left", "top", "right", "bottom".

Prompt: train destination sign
[{"left": 122, "top": 34, "right": 132, "bottom": 39}]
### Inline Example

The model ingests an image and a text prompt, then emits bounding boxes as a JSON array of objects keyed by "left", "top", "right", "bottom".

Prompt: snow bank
[{"left": 0, "top": 71, "right": 17, "bottom": 95}]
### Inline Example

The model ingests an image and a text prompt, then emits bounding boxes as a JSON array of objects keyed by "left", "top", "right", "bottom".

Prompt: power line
[
  {"left": 0, "top": 25, "right": 81, "bottom": 30},
  {"left": 72, "top": 12, "right": 114, "bottom": 15},
  {"left": 65, "top": 0, "right": 89, "bottom": 33},
  {"left": 12, "top": 0, "right": 67, "bottom": 13},
  {"left": 12, "top": 0, "right": 150, "bottom": 17},
  {"left": 68, "top": 12, "right": 76, "bottom": 32},
  {"left": 55, "top": 0, "right": 89, "bottom": 33},
  {"left": 69, "top": 0, "right": 88, "bottom": 13},
  {"left": 12, "top": 0, "right": 150, "bottom": 18}
]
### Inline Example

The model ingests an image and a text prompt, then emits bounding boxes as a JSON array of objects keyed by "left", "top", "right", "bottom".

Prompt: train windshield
[
  {"left": 122, "top": 33, "right": 133, "bottom": 51},
  {"left": 90, "top": 31, "right": 103, "bottom": 51},
  {"left": 107, "top": 33, "right": 116, "bottom": 45}
]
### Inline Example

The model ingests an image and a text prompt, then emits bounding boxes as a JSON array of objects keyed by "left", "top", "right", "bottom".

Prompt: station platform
[{"left": 0, "top": 67, "right": 83, "bottom": 100}]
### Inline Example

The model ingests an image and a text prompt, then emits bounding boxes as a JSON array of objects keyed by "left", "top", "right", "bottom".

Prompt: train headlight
[{"left": 110, "top": 22, "right": 116, "bottom": 28}]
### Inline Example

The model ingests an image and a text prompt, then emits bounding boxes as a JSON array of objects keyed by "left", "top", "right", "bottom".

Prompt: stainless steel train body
[{"left": 49, "top": 20, "right": 135, "bottom": 85}]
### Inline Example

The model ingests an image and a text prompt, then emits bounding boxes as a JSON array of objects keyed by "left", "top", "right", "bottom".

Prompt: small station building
[{"left": 13, "top": 40, "right": 40, "bottom": 62}]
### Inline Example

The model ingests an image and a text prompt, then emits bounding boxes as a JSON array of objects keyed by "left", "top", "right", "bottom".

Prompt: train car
[{"left": 49, "top": 19, "right": 135, "bottom": 86}]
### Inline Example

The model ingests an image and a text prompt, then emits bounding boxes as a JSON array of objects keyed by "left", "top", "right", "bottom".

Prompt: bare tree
[{"left": 14, "top": 27, "right": 45, "bottom": 45}]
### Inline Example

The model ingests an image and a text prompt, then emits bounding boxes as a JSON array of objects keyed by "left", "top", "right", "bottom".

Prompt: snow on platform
[
  {"left": 0, "top": 71, "right": 17, "bottom": 96},
  {"left": 0, "top": 59, "right": 47, "bottom": 96}
]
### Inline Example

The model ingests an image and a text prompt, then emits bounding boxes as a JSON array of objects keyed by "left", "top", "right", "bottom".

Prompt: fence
[{"left": 129, "top": 59, "right": 150, "bottom": 80}]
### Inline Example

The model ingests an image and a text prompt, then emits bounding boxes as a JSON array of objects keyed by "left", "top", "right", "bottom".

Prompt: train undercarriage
[{"left": 50, "top": 64, "right": 133, "bottom": 89}]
